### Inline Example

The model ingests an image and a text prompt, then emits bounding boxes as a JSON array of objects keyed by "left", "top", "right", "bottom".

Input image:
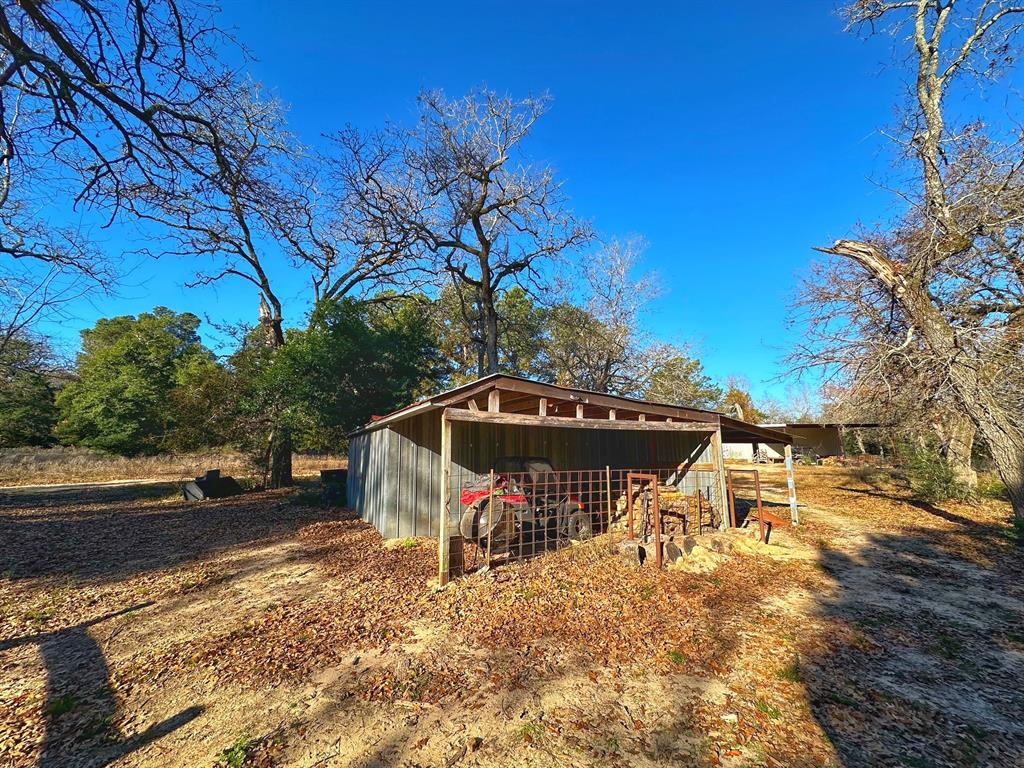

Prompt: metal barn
[{"left": 347, "top": 375, "right": 796, "bottom": 583}]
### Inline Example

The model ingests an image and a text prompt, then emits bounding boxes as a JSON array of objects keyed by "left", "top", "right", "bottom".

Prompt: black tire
[
  {"left": 567, "top": 511, "right": 594, "bottom": 541},
  {"left": 465, "top": 499, "right": 517, "bottom": 553},
  {"left": 460, "top": 505, "right": 480, "bottom": 541}
]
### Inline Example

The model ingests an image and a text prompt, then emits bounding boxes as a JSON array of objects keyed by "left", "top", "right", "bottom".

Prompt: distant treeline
[{"left": 0, "top": 289, "right": 788, "bottom": 459}]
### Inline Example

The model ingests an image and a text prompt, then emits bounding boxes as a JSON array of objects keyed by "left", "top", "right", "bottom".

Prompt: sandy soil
[{"left": 0, "top": 466, "right": 1021, "bottom": 767}]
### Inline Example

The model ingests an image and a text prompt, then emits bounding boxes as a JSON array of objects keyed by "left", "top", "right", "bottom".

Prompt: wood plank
[
  {"left": 710, "top": 428, "right": 729, "bottom": 531},
  {"left": 488, "top": 390, "right": 500, "bottom": 413},
  {"left": 576, "top": 403, "right": 584, "bottom": 419},
  {"left": 678, "top": 462, "right": 715, "bottom": 472},
  {"left": 467, "top": 399, "right": 479, "bottom": 413},
  {"left": 442, "top": 408, "right": 715, "bottom": 432},
  {"left": 539, "top": 398, "right": 547, "bottom": 416},
  {"left": 438, "top": 413, "right": 452, "bottom": 585}
]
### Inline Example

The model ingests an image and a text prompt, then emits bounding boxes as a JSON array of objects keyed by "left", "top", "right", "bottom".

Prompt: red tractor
[{"left": 459, "top": 456, "right": 594, "bottom": 554}]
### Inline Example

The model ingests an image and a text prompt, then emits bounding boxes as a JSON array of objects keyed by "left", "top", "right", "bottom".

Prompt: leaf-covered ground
[{"left": 0, "top": 466, "right": 1021, "bottom": 767}]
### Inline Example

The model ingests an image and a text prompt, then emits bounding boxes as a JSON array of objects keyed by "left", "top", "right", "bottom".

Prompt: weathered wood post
[
  {"left": 711, "top": 427, "right": 729, "bottom": 530},
  {"left": 754, "top": 469, "right": 766, "bottom": 542},
  {"left": 438, "top": 411, "right": 452, "bottom": 585},
  {"left": 652, "top": 482, "right": 663, "bottom": 569},
  {"left": 784, "top": 443, "right": 800, "bottom": 525},
  {"left": 605, "top": 465, "right": 613, "bottom": 532}
]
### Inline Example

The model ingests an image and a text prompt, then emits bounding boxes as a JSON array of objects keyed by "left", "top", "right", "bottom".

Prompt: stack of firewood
[{"left": 612, "top": 485, "right": 720, "bottom": 539}]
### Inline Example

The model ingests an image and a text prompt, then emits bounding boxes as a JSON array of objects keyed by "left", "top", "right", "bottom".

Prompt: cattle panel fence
[{"left": 451, "top": 464, "right": 724, "bottom": 570}]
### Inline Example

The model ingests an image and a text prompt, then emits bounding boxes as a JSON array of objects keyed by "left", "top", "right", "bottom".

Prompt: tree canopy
[{"left": 56, "top": 308, "right": 213, "bottom": 455}]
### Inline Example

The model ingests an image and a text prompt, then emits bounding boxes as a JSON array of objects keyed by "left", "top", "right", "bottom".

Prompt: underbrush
[
  {"left": 900, "top": 443, "right": 974, "bottom": 504},
  {"left": 976, "top": 472, "right": 1008, "bottom": 501},
  {"left": 852, "top": 445, "right": 974, "bottom": 506}
]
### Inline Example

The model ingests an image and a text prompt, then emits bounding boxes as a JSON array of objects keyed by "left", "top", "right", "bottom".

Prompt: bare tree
[
  {"left": 0, "top": 0, "right": 234, "bottom": 277},
  {"left": 122, "top": 81, "right": 425, "bottom": 485},
  {"left": 803, "top": 1, "right": 1024, "bottom": 516},
  {"left": 793, "top": 248, "right": 982, "bottom": 485},
  {"left": 333, "top": 88, "right": 592, "bottom": 376},
  {"left": 0, "top": 261, "right": 91, "bottom": 363},
  {"left": 546, "top": 237, "right": 685, "bottom": 397}
]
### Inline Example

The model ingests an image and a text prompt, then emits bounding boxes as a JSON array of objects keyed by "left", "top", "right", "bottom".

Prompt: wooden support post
[
  {"left": 638, "top": 413, "right": 646, "bottom": 422},
  {"left": 784, "top": 444, "right": 800, "bottom": 525},
  {"left": 608, "top": 408, "right": 616, "bottom": 421},
  {"left": 711, "top": 428, "right": 729, "bottom": 530},
  {"left": 576, "top": 403, "right": 584, "bottom": 419},
  {"left": 438, "top": 412, "right": 452, "bottom": 585},
  {"left": 652, "top": 483, "right": 662, "bottom": 569},
  {"left": 467, "top": 399, "right": 479, "bottom": 412},
  {"left": 486, "top": 468, "right": 495, "bottom": 566},
  {"left": 626, "top": 474, "right": 635, "bottom": 539},
  {"left": 538, "top": 398, "right": 547, "bottom": 416},
  {"left": 605, "top": 465, "right": 613, "bottom": 531},
  {"left": 754, "top": 469, "right": 766, "bottom": 542},
  {"left": 487, "top": 389, "right": 500, "bottom": 413},
  {"left": 726, "top": 469, "right": 736, "bottom": 528}
]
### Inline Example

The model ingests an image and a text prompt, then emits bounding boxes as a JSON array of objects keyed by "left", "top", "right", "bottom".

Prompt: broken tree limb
[{"left": 813, "top": 239, "right": 908, "bottom": 298}]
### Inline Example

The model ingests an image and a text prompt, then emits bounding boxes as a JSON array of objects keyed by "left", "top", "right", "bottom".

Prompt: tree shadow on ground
[
  {"left": 804, "top": 514, "right": 1024, "bottom": 766},
  {"left": 0, "top": 603, "right": 203, "bottom": 767},
  {"left": 0, "top": 483, "right": 338, "bottom": 583}
]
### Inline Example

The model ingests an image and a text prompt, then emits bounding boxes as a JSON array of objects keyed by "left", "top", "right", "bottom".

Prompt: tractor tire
[
  {"left": 567, "top": 511, "right": 594, "bottom": 541},
  {"left": 460, "top": 505, "right": 480, "bottom": 541}
]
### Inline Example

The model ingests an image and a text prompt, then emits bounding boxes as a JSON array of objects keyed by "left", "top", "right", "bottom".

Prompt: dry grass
[
  {"left": 0, "top": 446, "right": 346, "bottom": 487},
  {"left": 1, "top": 465, "right": 1021, "bottom": 767}
]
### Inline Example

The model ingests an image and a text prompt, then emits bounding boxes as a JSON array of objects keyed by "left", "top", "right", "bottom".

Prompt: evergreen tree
[{"left": 57, "top": 308, "right": 213, "bottom": 455}]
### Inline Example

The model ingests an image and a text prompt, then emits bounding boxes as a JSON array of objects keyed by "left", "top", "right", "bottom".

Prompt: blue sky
[{"left": 46, "top": 1, "right": 917, "bottom": 402}]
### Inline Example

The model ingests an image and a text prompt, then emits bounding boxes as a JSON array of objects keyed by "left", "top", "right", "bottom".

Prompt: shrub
[
  {"left": 217, "top": 731, "right": 258, "bottom": 768},
  {"left": 1007, "top": 516, "right": 1024, "bottom": 547},
  {"left": 900, "top": 442, "right": 973, "bottom": 504}
]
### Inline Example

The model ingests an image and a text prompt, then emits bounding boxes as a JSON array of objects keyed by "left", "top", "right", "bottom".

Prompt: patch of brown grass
[{"left": 0, "top": 446, "right": 345, "bottom": 486}]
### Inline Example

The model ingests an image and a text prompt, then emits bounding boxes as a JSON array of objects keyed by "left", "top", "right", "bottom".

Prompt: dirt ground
[{"left": 1, "top": 466, "right": 1022, "bottom": 768}]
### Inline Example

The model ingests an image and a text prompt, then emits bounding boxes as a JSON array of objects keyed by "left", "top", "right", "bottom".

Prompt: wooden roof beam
[{"left": 443, "top": 408, "right": 716, "bottom": 432}]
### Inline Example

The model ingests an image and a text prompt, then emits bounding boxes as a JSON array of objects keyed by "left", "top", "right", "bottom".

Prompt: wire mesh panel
[{"left": 451, "top": 460, "right": 724, "bottom": 571}]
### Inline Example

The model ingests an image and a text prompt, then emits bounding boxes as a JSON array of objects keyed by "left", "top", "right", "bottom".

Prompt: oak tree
[{"left": 801, "top": 0, "right": 1024, "bottom": 515}]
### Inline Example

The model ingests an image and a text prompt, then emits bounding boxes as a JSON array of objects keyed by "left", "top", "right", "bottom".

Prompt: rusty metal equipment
[
  {"left": 626, "top": 472, "right": 662, "bottom": 568},
  {"left": 726, "top": 468, "right": 766, "bottom": 542}
]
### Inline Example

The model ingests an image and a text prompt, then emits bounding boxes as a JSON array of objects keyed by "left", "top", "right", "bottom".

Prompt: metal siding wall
[{"left": 361, "top": 411, "right": 443, "bottom": 538}]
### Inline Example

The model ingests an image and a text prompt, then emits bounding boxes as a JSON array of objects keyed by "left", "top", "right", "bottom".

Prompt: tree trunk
[
  {"left": 985, "top": 425, "right": 1024, "bottom": 514},
  {"left": 267, "top": 431, "right": 293, "bottom": 489},
  {"left": 821, "top": 240, "right": 1024, "bottom": 519},
  {"left": 259, "top": 293, "right": 293, "bottom": 488},
  {"left": 483, "top": 304, "right": 499, "bottom": 375},
  {"left": 477, "top": 281, "right": 499, "bottom": 375},
  {"left": 935, "top": 413, "right": 977, "bottom": 489}
]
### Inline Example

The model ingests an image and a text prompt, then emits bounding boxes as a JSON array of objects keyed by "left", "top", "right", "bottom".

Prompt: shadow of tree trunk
[{"left": 1, "top": 603, "right": 203, "bottom": 767}]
